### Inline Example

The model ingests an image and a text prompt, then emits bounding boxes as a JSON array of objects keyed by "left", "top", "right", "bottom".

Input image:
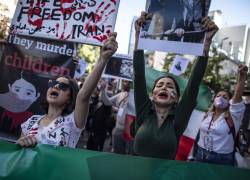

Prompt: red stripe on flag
[{"left": 175, "top": 135, "right": 195, "bottom": 161}]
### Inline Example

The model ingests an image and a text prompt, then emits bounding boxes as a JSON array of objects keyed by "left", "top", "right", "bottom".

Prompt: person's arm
[
  {"left": 232, "top": 65, "right": 248, "bottom": 104},
  {"left": 229, "top": 65, "right": 248, "bottom": 128},
  {"left": 174, "top": 17, "right": 218, "bottom": 138},
  {"left": 134, "top": 12, "right": 151, "bottom": 51},
  {"left": 100, "top": 81, "right": 120, "bottom": 106},
  {"left": 74, "top": 33, "right": 118, "bottom": 129},
  {"left": 174, "top": 56, "right": 208, "bottom": 137},
  {"left": 133, "top": 13, "right": 153, "bottom": 124}
]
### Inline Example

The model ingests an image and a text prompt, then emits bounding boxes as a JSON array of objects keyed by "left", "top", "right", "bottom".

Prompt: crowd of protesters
[{"left": 0, "top": 11, "right": 247, "bottom": 168}]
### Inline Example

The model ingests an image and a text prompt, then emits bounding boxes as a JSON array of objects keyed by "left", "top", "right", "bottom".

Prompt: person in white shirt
[
  {"left": 17, "top": 33, "right": 118, "bottom": 148},
  {"left": 196, "top": 65, "right": 248, "bottom": 166},
  {"left": 100, "top": 80, "right": 135, "bottom": 154}
]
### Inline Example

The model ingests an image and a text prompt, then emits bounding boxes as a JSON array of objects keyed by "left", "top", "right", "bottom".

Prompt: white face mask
[{"left": 213, "top": 96, "right": 229, "bottom": 109}]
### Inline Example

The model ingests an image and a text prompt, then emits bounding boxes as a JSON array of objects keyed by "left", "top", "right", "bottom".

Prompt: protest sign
[
  {"left": 74, "top": 58, "right": 88, "bottom": 79},
  {"left": 169, "top": 55, "right": 190, "bottom": 76},
  {"left": 139, "top": 0, "right": 211, "bottom": 56},
  {"left": 10, "top": 0, "right": 120, "bottom": 46},
  {"left": 103, "top": 54, "right": 133, "bottom": 81},
  {"left": 0, "top": 35, "right": 75, "bottom": 140}
]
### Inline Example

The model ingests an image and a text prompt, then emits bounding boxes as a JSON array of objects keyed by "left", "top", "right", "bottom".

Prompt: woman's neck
[
  {"left": 155, "top": 105, "right": 171, "bottom": 127},
  {"left": 213, "top": 108, "right": 226, "bottom": 119},
  {"left": 46, "top": 105, "right": 64, "bottom": 120}
]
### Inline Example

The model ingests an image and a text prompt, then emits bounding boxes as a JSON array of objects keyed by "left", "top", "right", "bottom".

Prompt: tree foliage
[
  {"left": 77, "top": 44, "right": 100, "bottom": 73},
  {"left": 163, "top": 53, "right": 176, "bottom": 70},
  {"left": 0, "top": 3, "right": 10, "bottom": 40},
  {"left": 162, "top": 47, "right": 240, "bottom": 93}
]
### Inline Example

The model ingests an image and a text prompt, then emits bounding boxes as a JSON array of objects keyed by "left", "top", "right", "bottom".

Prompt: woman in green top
[{"left": 133, "top": 12, "right": 218, "bottom": 159}]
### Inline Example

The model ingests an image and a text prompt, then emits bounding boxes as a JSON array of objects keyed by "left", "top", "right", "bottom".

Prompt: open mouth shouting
[
  {"left": 157, "top": 91, "right": 169, "bottom": 100},
  {"left": 49, "top": 90, "right": 59, "bottom": 99}
]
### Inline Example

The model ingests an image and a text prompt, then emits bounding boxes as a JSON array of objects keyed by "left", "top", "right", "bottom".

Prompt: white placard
[
  {"left": 169, "top": 55, "right": 190, "bottom": 76},
  {"left": 138, "top": 0, "right": 211, "bottom": 56},
  {"left": 10, "top": 0, "right": 120, "bottom": 46}
]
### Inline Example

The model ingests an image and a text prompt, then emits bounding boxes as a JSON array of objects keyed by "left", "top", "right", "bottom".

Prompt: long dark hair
[
  {"left": 152, "top": 75, "right": 181, "bottom": 98},
  {"left": 41, "top": 76, "right": 79, "bottom": 116}
]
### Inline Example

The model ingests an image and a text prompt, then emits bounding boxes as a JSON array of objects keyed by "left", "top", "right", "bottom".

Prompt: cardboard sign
[
  {"left": 103, "top": 54, "right": 133, "bottom": 81},
  {"left": 10, "top": 0, "right": 120, "bottom": 46},
  {"left": 74, "top": 58, "right": 88, "bottom": 79},
  {"left": 169, "top": 55, "right": 190, "bottom": 76},
  {"left": 138, "top": 0, "right": 211, "bottom": 56},
  {"left": 0, "top": 35, "right": 75, "bottom": 139}
]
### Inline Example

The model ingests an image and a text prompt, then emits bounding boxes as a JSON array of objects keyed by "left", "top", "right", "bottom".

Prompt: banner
[
  {"left": 0, "top": 140, "right": 250, "bottom": 180},
  {"left": 103, "top": 54, "right": 133, "bottom": 81},
  {"left": 169, "top": 55, "right": 190, "bottom": 76},
  {"left": 0, "top": 35, "right": 75, "bottom": 140},
  {"left": 138, "top": 0, "right": 211, "bottom": 56},
  {"left": 10, "top": 0, "right": 120, "bottom": 46}
]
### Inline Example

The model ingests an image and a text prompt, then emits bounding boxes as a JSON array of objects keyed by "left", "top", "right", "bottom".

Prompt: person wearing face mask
[{"left": 195, "top": 65, "right": 248, "bottom": 166}]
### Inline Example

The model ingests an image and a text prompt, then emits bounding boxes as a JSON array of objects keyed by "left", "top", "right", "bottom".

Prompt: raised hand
[
  {"left": 202, "top": 17, "right": 219, "bottom": 43},
  {"left": 174, "top": 28, "right": 185, "bottom": 37},
  {"left": 134, "top": 12, "right": 152, "bottom": 50},
  {"left": 232, "top": 64, "right": 248, "bottom": 103},
  {"left": 101, "top": 32, "right": 118, "bottom": 62},
  {"left": 100, "top": 80, "right": 107, "bottom": 90},
  {"left": 238, "top": 64, "right": 248, "bottom": 82},
  {"left": 202, "top": 16, "right": 219, "bottom": 56}
]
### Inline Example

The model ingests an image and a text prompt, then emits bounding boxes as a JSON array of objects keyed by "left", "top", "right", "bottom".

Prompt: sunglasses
[{"left": 48, "top": 80, "right": 70, "bottom": 91}]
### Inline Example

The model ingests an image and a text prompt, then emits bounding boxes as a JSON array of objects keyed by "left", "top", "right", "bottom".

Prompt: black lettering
[
  {"left": 87, "top": 0, "right": 96, "bottom": 7},
  {"left": 86, "top": 25, "right": 93, "bottom": 36},
  {"left": 73, "top": 12, "right": 82, "bottom": 21},
  {"left": 72, "top": 25, "right": 77, "bottom": 39},
  {"left": 53, "top": 0, "right": 61, "bottom": 7},
  {"left": 60, "top": 128, "right": 69, "bottom": 136},
  {"left": 49, "top": 132, "right": 57, "bottom": 139},
  {"left": 78, "top": 25, "right": 87, "bottom": 37},
  {"left": 63, "top": 10, "right": 72, "bottom": 20},
  {"left": 17, "top": 7, "right": 29, "bottom": 22},
  {"left": 51, "top": 8, "right": 61, "bottom": 20},
  {"left": 95, "top": 25, "right": 105, "bottom": 35},
  {"left": 30, "top": 7, "right": 42, "bottom": 19},
  {"left": 82, "top": 12, "right": 95, "bottom": 23},
  {"left": 42, "top": 8, "right": 51, "bottom": 20}
]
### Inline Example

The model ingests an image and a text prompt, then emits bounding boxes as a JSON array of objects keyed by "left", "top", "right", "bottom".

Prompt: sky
[{"left": 115, "top": 0, "right": 250, "bottom": 54}]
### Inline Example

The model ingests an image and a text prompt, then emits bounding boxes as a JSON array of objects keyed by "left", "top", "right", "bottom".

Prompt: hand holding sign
[
  {"left": 101, "top": 32, "right": 118, "bottom": 62},
  {"left": 202, "top": 17, "right": 219, "bottom": 56},
  {"left": 134, "top": 12, "right": 152, "bottom": 50}
]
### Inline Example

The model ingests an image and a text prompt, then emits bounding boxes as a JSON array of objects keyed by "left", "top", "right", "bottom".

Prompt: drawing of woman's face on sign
[
  {"left": 139, "top": 0, "right": 211, "bottom": 56},
  {"left": 0, "top": 78, "right": 40, "bottom": 113}
]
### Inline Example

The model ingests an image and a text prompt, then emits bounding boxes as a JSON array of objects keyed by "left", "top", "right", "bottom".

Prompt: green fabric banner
[
  {"left": 145, "top": 67, "right": 212, "bottom": 112},
  {"left": 0, "top": 140, "right": 249, "bottom": 180}
]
